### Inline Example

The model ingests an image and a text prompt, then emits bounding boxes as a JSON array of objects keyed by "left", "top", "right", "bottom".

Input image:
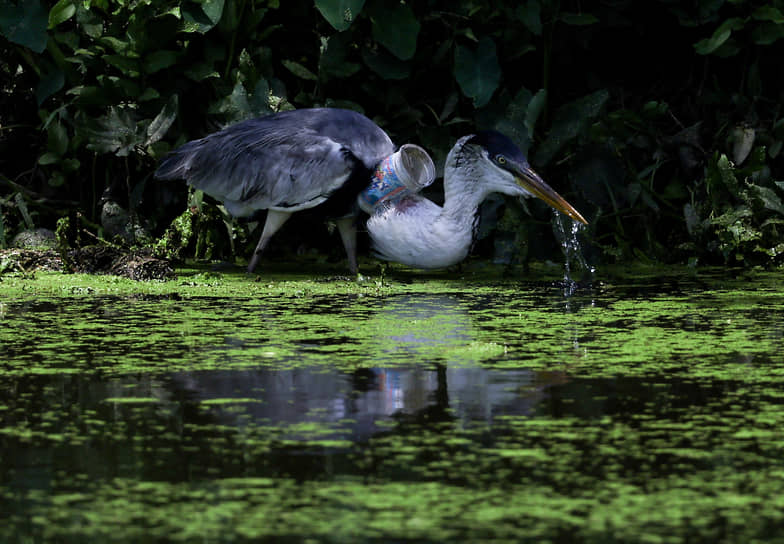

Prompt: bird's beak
[{"left": 513, "top": 163, "right": 588, "bottom": 225}]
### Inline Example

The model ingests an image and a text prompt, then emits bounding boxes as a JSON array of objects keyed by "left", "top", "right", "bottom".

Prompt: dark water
[{"left": 1, "top": 270, "right": 783, "bottom": 542}]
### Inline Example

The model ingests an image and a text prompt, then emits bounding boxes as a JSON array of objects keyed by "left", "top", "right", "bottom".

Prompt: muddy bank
[{"left": 1, "top": 247, "right": 173, "bottom": 281}]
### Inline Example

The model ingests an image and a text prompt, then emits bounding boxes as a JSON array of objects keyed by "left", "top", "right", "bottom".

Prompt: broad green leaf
[
  {"left": 534, "top": 89, "right": 609, "bottom": 167},
  {"left": 704, "top": 0, "right": 729, "bottom": 13},
  {"left": 35, "top": 64, "right": 64, "bottom": 105},
  {"left": 160, "top": 6, "right": 181, "bottom": 19},
  {"left": 750, "top": 184, "right": 784, "bottom": 216},
  {"left": 694, "top": 17, "right": 745, "bottom": 54},
  {"left": 47, "top": 120, "right": 68, "bottom": 156},
  {"left": 66, "top": 85, "right": 111, "bottom": 107},
  {"left": 145, "top": 94, "right": 178, "bottom": 146},
  {"left": 439, "top": 92, "right": 458, "bottom": 123},
  {"left": 76, "top": 4, "right": 102, "bottom": 37},
  {"left": 182, "top": 0, "right": 225, "bottom": 33},
  {"left": 454, "top": 37, "right": 501, "bottom": 108},
  {"left": 361, "top": 47, "right": 410, "bottom": 80},
  {"left": 185, "top": 63, "right": 220, "bottom": 81},
  {"left": 560, "top": 12, "right": 599, "bottom": 26},
  {"left": 370, "top": 2, "right": 419, "bottom": 60},
  {"left": 642, "top": 100, "right": 668, "bottom": 116},
  {"left": 752, "top": 6, "right": 784, "bottom": 23},
  {"left": 144, "top": 50, "right": 179, "bottom": 74},
  {"left": 516, "top": 1, "right": 541, "bottom": 35},
  {"left": 695, "top": 28, "right": 731, "bottom": 54},
  {"left": 751, "top": 22, "right": 784, "bottom": 45},
  {"left": 319, "top": 34, "right": 361, "bottom": 79},
  {"left": 248, "top": 79, "right": 272, "bottom": 115},
  {"left": 315, "top": 0, "right": 364, "bottom": 31},
  {"left": 282, "top": 60, "right": 318, "bottom": 81},
  {"left": 200, "top": 0, "right": 225, "bottom": 25},
  {"left": 495, "top": 88, "right": 533, "bottom": 153},
  {"left": 38, "top": 152, "right": 62, "bottom": 165},
  {"left": 715, "top": 154, "right": 740, "bottom": 194},
  {"left": 0, "top": 0, "right": 48, "bottom": 52},
  {"left": 48, "top": 171, "right": 66, "bottom": 187},
  {"left": 770, "top": 140, "right": 782, "bottom": 159},
  {"left": 662, "top": 177, "right": 688, "bottom": 201},
  {"left": 53, "top": 28, "right": 77, "bottom": 48},
  {"left": 138, "top": 88, "right": 160, "bottom": 102},
  {"left": 103, "top": 54, "right": 140, "bottom": 77},
  {"left": 207, "top": 81, "right": 268, "bottom": 122},
  {"left": 99, "top": 36, "right": 130, "bottom": 54},
  {"left": 62, "top": 158, "right": 80, "bottom": 172},
  {"left": 494, "top": 87, "right": 545, "bottom": 155},
  {"left": 48, "top": 0, "right": 76, "bottom": 28},
  {"left": 712, "top": 37, "right": 741, "bottom": 57},
  {"left": 95, "top": 74, "right": 141, "bottom": 99},
  {"left": 219, "top": 0, "right": 261, "bottom": 33},
  {"left": 238, "top": 48, "right": 259, "bottom": 85},
  {"left": 567, "top": 151, "right": 625, "bottom": 212}
]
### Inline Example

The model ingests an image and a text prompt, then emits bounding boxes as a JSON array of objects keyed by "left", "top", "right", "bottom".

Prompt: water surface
[{"left": 1, "top": 267, "right": 783, "bottom": 542}]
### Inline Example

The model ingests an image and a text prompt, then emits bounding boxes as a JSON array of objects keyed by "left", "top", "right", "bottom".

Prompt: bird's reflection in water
[{"left": 172, "top": 294, "right": 567, "bottom": 440}]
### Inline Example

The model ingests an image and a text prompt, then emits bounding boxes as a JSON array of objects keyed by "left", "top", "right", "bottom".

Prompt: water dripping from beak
[{"left": 552, "top": 210, "right": 594, "bottom": 297}]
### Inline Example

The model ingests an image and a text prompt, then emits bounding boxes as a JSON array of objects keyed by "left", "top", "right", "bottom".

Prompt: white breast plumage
[{"left": 367, "top": 196, "right": 474, "bottom": 269}]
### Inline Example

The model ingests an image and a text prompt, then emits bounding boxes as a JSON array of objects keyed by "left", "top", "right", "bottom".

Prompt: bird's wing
[{"left": 155, "top": 109, "right": 395, "bottom": 217}]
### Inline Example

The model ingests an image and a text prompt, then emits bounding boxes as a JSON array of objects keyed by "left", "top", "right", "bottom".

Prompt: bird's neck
[
  {"left": 441, "top": 155, "right": 488, "bottom": 227},
  {"left": 366, "top": 154, "right": 489, "bottom": 269}
]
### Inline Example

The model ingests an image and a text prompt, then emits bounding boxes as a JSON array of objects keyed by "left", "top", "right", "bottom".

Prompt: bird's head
[{"left": 449, "top": 131, "right": 587, "bottom": 225}]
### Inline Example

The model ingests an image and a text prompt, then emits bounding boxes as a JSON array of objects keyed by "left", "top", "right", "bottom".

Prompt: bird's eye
[{"left": 496, "top": 155, "right": 507, "bottom": 165}]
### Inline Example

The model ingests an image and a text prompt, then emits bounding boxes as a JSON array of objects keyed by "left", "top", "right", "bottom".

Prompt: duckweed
[{"left": 1, "top": 264, "right": 783, "bottom": 542}]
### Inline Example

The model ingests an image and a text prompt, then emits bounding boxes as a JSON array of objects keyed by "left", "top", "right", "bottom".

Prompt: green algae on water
[{"left": 1, "top": 264, "right": 784, "bottom": 543}]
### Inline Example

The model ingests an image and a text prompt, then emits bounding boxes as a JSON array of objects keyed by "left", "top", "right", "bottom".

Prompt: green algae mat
[{"left": 1, "top": 264, "right": 784, "bottom": 543}]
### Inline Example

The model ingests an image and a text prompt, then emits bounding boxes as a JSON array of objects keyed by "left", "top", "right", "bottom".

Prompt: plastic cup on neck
[{"left": 358, "top": 144, "right": 435, "bottom": 214}]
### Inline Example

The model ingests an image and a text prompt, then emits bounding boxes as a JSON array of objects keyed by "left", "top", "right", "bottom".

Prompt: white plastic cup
[{"left": 358, "top": 144, "right": 435, "bottom": 214}]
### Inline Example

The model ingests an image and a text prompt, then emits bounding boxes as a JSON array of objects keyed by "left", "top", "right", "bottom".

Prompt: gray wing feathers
[{"left": 155, "top": 109, "right": 395, "bottom": 217}]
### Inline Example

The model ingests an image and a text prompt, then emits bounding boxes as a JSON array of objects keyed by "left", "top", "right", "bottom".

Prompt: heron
[{"left": 155, "top": 107, "right": 587, "bottom": 272}]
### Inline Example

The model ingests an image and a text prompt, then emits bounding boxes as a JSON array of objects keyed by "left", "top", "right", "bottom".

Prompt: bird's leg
[
  {"left": 248, "top": 209, "right": 292, "bottom": 273},
  {"left": 335, "top": 216, "right": 359, "bottom": 274}
]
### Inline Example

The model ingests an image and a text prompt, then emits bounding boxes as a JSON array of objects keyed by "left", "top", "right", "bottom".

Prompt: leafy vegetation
[{"left": 1, "top": 0, "right": 784, "bottom": 267}]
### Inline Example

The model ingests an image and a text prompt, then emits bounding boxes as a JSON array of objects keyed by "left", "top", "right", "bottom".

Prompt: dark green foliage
[
  {"left": 151, "top": 208, "right": 196, "bottom": 261},
  {"left": 454, "top": 37, "right": 501, "bottom": 108},
  {"left": 315, "top": 0, "right": 364, "bottom": 31},
  {"left": 0, "top": 0, "right": 48, "bottom": 52},
  {"left": 1, "top": 0, "right": 784, "bottom": 267}
]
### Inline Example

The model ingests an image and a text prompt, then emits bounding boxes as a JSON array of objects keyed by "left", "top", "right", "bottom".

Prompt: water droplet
[{"left": 551, "top": 210, "right": 594, "bottom": 297}]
